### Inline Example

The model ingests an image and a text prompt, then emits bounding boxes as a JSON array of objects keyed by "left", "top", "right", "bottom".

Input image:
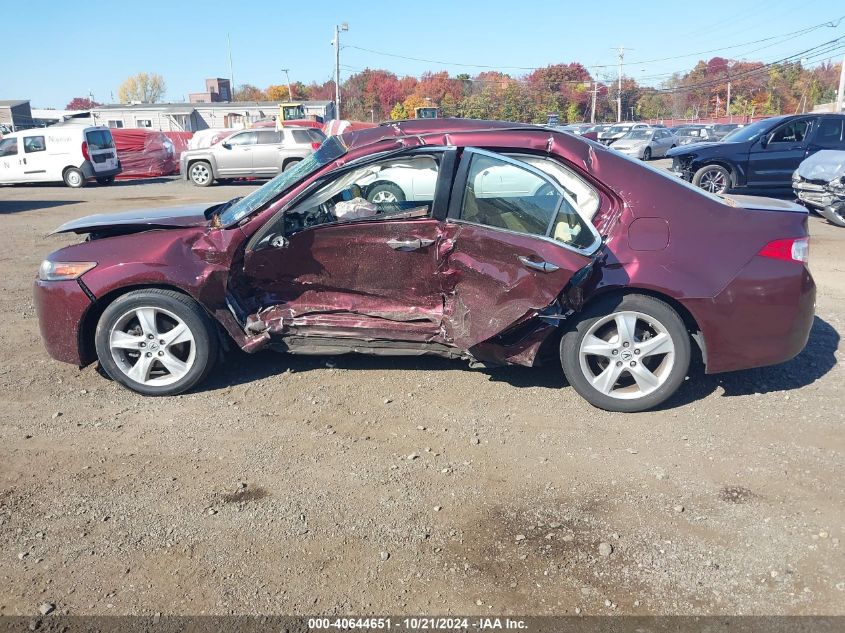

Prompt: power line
[{"left": 344, "top": 14, "right": 845, "bottom": 73}]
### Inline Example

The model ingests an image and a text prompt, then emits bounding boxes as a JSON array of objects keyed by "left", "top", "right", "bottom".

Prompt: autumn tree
[
  {"left": 233, "top": 84, "right": 266, "bottom": 101},
  {"left": 390, "top": 102, "right": 408, "bottom": 120},
  {"left": 266, "top": 84, "right": 291, "bottom": 101},
  {"left": 118, "top": 72, "right": 166, "bottom": 103},
  {"left": 66, "top": 97, "right": 100, "bottom": 110}
]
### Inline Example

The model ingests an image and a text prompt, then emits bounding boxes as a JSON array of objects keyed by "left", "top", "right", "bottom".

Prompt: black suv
[{"left": 667, "top": 114, "right": 845, "bottom": 194}]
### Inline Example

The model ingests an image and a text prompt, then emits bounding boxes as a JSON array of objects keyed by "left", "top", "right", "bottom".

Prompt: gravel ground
[{"left": 0, "top": 171, "right": 843, "bottom": 617}]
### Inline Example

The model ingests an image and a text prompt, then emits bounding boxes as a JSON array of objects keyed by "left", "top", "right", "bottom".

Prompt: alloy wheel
[
  {"left": 698, "top": 168, "right": 728, "bottom": 193},
  {"left": 190, "top": 164, "right": 210, "bottom": 185},
  {"left": 578, "top": 310, "right": 675, "bottom": 400},
  {"left": 371, "top": 190, "right": 397, "bottom": 203},
  {"left": 109, "top": 306, "right": 196, "bottom": 387}
]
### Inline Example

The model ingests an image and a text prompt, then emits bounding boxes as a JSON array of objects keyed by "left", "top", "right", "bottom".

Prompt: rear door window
[
  {"left": 255, "top": 130, "right": 282, "bottom": 144},
  {"left": 290, "top": 129, "right": 314, "bottom": 144},
  {"left": 813, "top": 117, "right": 844, "bottom": 148},
  {"left": 85, "top": 130, "right": 115, "bottom": 150},
  {"left": 23, "top": 136, "right": 46, "bottom": 153},
  {"left": 459, "top": 152, "right": 596, "bottom": 250}
]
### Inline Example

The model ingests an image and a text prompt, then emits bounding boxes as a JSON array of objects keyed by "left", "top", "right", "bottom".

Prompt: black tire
[
  {"left": 642, "top": 147, "right": 652, "bottom": 161},
  {"left": 188, "top": 161, "right": 214, "bottom": 187},
  {"left": 96, "top": 176, "right": 115, "bottom": 185},
  {"left": 670, "top": 144, "right": 676, "bottom": 149},
  {"left": 692, "top": 164, "right": 731, "bottom": 194},
  {"left": 366, "top": 182, "right": 406, "bottom": 203},
  {"left": 94, "top": 289, "right": 218, "bottom": 396},
  {"left": 282, "top": 158, "right": 302, "bottom": 172},
  {"left": 560, "top": 294, "right": 691, "bottom": 413},
  {"left": 63, "top": 167, "right": 86, "bottom": 188}
]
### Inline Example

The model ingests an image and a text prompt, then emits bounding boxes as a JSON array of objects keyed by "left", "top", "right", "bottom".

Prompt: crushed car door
[
  {"left": 440, "top": 148, "right": 602, "bottom": 352},
  {"left": 236, "top": 149, "right": 455, "bottom": 344}
]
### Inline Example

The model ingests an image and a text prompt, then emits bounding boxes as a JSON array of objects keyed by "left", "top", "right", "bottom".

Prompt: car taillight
[
  {"left": 311, "top": 142, "right": 322, "bottom": 150},
  {"left": 758, "top": 237, "right": 809, "bottom": 264},
  {"left": 81, "top": 141, "right": 89, "bottom": 161}
]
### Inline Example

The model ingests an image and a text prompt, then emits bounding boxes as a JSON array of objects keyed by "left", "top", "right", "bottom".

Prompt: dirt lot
[{"left": 0, "top": 171, "right": 843, "bottom": 617}]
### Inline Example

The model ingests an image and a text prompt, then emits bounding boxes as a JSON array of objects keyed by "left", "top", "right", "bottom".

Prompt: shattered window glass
[
  {"left": 460, "top": 153, "right": 595, "bottom": 250},
  {"left": 283, "top": 154, "right": 440, "bottom": 235}
]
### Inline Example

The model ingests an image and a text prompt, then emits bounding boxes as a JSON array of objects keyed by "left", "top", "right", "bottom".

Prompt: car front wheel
[
  {"left": 692, "top": 164, "right": 730, "bottom": 194},
  {"left": 94, "top": 289, "right": 218, "bottom": 396},
  {"left": 642, "top": 147, "right": 652, "bottom": 161},
  {"left": 189, "top": 161, "right": 214, "bottom": 186},
  {"left": 560, "top": 294, "right": 691, "bottom": 412}
]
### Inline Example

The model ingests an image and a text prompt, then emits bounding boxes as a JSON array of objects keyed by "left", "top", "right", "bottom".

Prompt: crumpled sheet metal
[{"left": 794, "top": 150, "right": 845, "bottom": 182}]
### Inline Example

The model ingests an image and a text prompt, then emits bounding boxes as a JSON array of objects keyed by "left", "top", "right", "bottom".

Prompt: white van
[{"left": 0, "top": 126, "right": 121, "bottom": 187}]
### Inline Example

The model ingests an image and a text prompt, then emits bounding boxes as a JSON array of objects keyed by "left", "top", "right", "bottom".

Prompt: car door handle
[
  {"left": 518, "top": 255, "right": 559, "bottom": 273},
  {"left": 386, "top": 238, "right": 435, "bottom": 251}
]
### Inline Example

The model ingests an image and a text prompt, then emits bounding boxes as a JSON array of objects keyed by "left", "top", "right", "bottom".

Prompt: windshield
[
  {"left": 720, "top": 118, "right": 775, "bottom": 143},
  {"left": 219, "top": 135, "right": 347, "bottom": 226},
  {"left": 608, "top": 125, "right": 631, "bottom": 134},
  {"left": 624, "top": 130, "right": 652, "bottom": 140}
]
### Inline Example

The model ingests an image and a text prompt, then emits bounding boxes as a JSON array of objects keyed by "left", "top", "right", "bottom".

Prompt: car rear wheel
[
  {"left": 189, "top": 161, "right": 213, "bottom": 186},
  {"left": 692, "top": 164, "right": 730, "bottom": 194},
  {"left": 560, "top": 294, "right": 691, "bottom": 412},
  {"left": 94, "top": 289, "right": 218, "bottom": 396},
  {"left": 283, "top": 158, "right": 302, "bottom": 172},
  {"left": 63, "top": 167, "right": 86, "bottom": 188},
  {"left": 96, "top": 176, "right": 115, "bottom": 185},
  {"left": 367, "top": 182, "right": 405, "bottom": 204},
  {"left": 642, "top": 147, "right": 652, "bottom": 161}
]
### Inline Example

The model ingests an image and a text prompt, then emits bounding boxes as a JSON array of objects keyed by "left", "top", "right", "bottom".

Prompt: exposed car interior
[{"left": 284, "top": 155, "right": 440, "bottom": 235}]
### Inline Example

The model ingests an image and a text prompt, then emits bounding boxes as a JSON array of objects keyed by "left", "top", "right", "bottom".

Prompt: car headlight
[{"left": 38, "top": 260, "right": 97, "bottom": 281}]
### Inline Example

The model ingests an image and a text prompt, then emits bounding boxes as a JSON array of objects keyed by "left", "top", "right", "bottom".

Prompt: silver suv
[{"left": 180, "top": 127, "right": 325, "bottom": 186}]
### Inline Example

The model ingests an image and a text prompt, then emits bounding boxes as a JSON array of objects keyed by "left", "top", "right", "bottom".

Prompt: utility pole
[
  {"left": 590, "top": 81, "right": 598, "bottom": 123},
  {"left": 281, "top": 68, "right": 293, "bottom": 101},
  {"left": 726, "top": 81, "right": 731, "bottom": 122},
  {"left": 613, "top": 46, "right": 629, "bottom": 123},
  {"left": 836, "top": 49, "right": 845, "bottom": 113},
  {"left": 333, "top": 22, "right": 348, "bottom": 120},
  {"left": 227, "top": 34, "right": 234, "bottom": 101}
]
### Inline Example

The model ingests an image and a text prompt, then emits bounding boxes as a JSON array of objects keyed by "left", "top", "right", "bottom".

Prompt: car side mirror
[
  {"left": 222, "top": 142, "right": 232, "bottom": 150},
  {"left": 759, "top": 135, "right": 770, "bottom": 149}
]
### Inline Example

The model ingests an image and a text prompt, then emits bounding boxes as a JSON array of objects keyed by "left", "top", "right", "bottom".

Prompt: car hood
[
  {"left": 667, "top": 141, "right": 725, "bottom": 156},
  {"left": 51, "top": 203, "right": 215, "bottom": 235},
  {"left": 794, "top": 150, "right": 845, "bottom": 183}
]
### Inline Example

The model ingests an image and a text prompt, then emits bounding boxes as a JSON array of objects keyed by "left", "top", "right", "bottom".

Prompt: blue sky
[{"left": 5, "top": 0, "right": 845, "bottom": 108}]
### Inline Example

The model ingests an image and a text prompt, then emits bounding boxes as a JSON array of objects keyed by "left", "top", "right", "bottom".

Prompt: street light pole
[
  {"left": 836, "top": 49, "right": 845, "bottom": 113},
  {"left": 334, "top": 22, "right": 348, "bottom": 120},
  {"left": 281, "top": 68, "right": 293, "bottom": 101}
]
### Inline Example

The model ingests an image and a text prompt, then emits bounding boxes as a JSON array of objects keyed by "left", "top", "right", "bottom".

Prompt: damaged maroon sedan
[{"left": 34, "top": 119, "right": 815, "bottom": 412}]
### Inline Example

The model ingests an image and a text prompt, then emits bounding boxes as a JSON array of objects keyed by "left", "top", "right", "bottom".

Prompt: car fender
[{"left": 183, "top": 151, "right": 219, "bottom": 177}]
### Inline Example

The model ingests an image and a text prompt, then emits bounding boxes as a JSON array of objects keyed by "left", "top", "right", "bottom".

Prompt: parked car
[
  {"left": 713, "top": 123, "right": 745, "bottom": 140},
  {"left": 555, "top": 124, "right": 593, "bottom": 135},
  {"left": 597, "top": 123, "right": 651, "bottom": 146},
  {"left": 611, "top": 128, "right": 677, "bottom": 160},
  {"left": 793, "top": 149, "right": 845, "bottom": 227},
  {"left": 668, "top": 114, "right": 845, "bottom": 194},
  {"left": 674, "top": 126, "right": 719, "bottom": 146},
  {"left": 0, "top": 125, "right": 120, "bottom": 187},
  {"left": 34, "top": 119, "right": 814, "bottom": 413},
  {"left": 180, "top": 127, "right": 326, "bottom": 186}
]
